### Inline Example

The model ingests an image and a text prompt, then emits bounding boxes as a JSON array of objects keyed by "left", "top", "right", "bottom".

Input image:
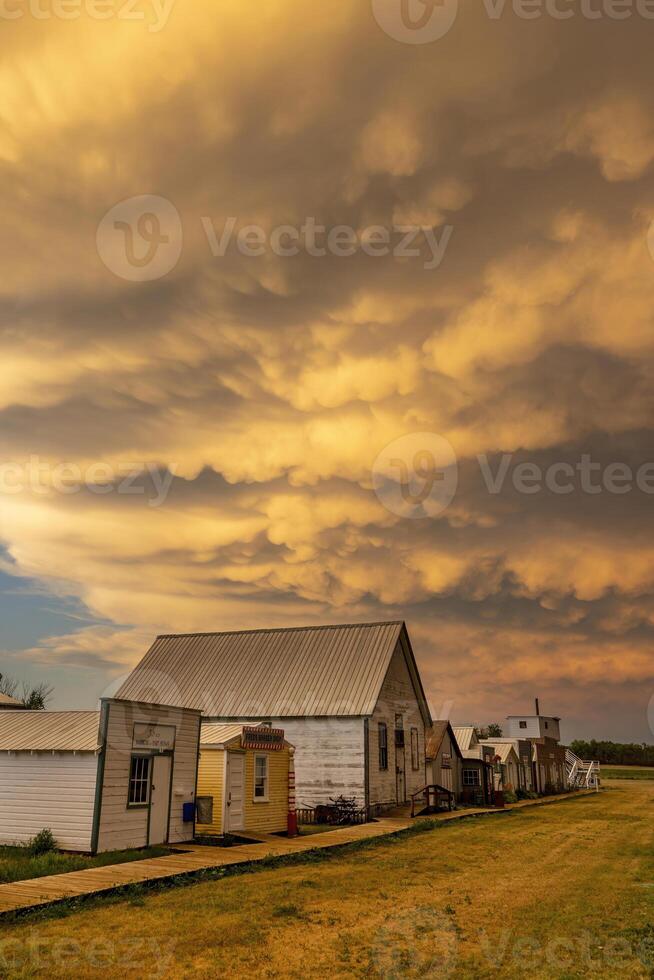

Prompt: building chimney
[{"left": 535, "top": 697, "right": 540, "bottom": 716}]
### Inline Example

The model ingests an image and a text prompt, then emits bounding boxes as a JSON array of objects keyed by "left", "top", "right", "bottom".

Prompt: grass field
[
  {"left": 0, "top": 845, "right": 172, "bottom": 886},
  {"left": 601, "top": 765, "right": 654, "bottom": 780},
  {"left": 0, "top": 783, "right": 652, "bottom": 977}
]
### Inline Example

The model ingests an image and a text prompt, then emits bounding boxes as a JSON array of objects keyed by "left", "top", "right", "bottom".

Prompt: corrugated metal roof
[
  {"left": 452, "top": 726, "right": 476, "bottom": 752},
  {"left": 0, "top": 711, "right": 101, "bottom": 752},
  {"left": 117, "top": 621, "right": 407, "bottom": 718},
  {"left": 479, "top": 740, "right": 517, "bottom": 764},
  {"left": 0, "top": 692, "right": 24, "bottom": 708},
  {"left": 201, "top": 723, "right": 244, "bottom": 745}
]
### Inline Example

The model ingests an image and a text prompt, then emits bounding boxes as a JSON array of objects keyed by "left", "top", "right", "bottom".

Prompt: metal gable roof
[
  {"left": 0, "top": 711, "right": 101, "bottom": 752},
  {"left": 117, "top": 621, "right": 409, "bottom": 718},
  {"left": 452, "top": 726, "right": 477, "bottom": 753}
]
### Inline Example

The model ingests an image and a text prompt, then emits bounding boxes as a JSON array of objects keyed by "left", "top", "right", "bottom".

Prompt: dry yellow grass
[{"left": 0, "top": 782, "right": 652, "bottom": 978}]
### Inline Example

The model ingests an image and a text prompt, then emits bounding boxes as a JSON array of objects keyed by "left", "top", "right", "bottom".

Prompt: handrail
[{"left": 410, "top": 783, "right": 454, "bottom": 817}]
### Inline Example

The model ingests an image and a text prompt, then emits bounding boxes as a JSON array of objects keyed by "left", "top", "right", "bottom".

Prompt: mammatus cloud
[{"left": 0, "top": 1, "right": 653, "bottom": 738}]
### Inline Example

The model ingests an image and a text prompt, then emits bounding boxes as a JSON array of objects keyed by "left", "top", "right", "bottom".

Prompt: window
[
  {"left": 128, "top": 755, "right": 150, "bottom": 805},
  {"left": 544, "top": 721, "right": 549, "bottom": 730},
  {"left": 462, "top": 768, "right": 480, "bottom": 787},
  {"left": 410, "top": 728, "right": 419, "bottom": 770},
  {"left": 378, "top": 722, "right": 388, "bottom": 771},
  {"left": 442, "top": 753, "right": 452, "bottom": 769},
  {"left": 394, "top": 714, "right": 405, "bottom": 748},
  {"left": 519, "top": 720, "right": 527, "bottom": 729},
  {"left": 254, "top": 755, "right": 268, "bottom": 801}
]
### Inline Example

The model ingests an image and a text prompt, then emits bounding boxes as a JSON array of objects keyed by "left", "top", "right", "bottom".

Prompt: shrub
[
  {"left": 503, "top": 791, "right": 518, "bottom": 803},
  {"left": 27, "top": 828, "right": 58, "bottom": 856},
  {"left": 516, "top": 788, "right": 529, "bottom": 800}
]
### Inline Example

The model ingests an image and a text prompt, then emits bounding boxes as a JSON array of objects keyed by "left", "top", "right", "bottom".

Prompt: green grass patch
[
  {"left": 602, "top": 766, "right": 654, "bottom": 780},
  {"left": 0, "top": 844, "right": 173, "bottom": 885}
]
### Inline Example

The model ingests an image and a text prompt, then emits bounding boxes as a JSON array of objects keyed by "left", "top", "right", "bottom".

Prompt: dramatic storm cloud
[{"left": 1, "top": 0, "right": 653, "bottom": 739}]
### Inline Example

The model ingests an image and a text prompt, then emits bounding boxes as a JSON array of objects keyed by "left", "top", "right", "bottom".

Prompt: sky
[{"left": 1, "top": 0, "right": 654, "bottom": 742}]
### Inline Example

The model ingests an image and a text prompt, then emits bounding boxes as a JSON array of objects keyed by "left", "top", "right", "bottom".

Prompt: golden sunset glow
[{"left": 1, "top": 0, "right": 653, "bottom": 739}]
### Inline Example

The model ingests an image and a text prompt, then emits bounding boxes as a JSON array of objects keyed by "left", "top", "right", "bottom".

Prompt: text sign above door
[
  {"left": 133, "top": 723, "right": 176, "bottom": 752},
  {"left": 241, "top": 726, "right": 285, "bottom": 750}
]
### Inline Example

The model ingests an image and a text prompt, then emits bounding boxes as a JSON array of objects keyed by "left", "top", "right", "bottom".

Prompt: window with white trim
[
  {"left": 254, "top": 754, "right": 269, "bottom": 800},
  {"left": 462, "top": 768, "right": 480, "bottom": 787},
  {"left": 519, "top": 720, "right": 527, "bottom": 729},
  {"left": 128, "top": 755, "right": 150, "bottom": 805}
]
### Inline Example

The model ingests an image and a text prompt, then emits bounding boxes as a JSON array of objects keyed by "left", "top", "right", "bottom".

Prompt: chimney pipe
[{"left": 535, "top": 697, "right": 540, "bottom": 716}]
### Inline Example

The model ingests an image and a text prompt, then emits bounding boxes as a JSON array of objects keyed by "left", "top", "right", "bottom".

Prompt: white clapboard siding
[
  {"left": 267, "top": 717, "right": 366, "bottom": 808},
  {"left": 0, "top": 752, "right": 97, "bottom": 852},
  {"left": 96, "top": 701, "right": 200, "bottom": 853}
]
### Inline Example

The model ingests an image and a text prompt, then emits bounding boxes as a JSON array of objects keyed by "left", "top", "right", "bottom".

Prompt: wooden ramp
[{"left": 0, "top": 790, "right": 596, "bottom": 918}]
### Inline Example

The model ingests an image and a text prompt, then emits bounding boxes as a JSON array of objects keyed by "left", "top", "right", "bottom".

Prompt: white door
[
  {"left": 149, "top": 755, "right": 172, "bottom": 845},
  {"left": 226, "top": 752, "right": 245, "bottom": 832}
]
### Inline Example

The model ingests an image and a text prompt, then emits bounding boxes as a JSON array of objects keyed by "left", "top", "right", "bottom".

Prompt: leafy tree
[{"left": 486, "top": 723, "right": 503, "bottom": 738}]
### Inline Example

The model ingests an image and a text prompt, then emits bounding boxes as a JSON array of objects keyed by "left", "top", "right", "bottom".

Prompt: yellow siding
[
  {"left": 196, "top": 746, "right": 290, "bottom": 835},
  {"left": 243, "top": 748, "right": 289, "bottom": 834},
  {"left": 196, "top": 748, "right": 225, "bottom": 835}
]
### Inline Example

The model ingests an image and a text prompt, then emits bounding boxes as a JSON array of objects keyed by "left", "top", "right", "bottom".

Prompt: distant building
[
  {"left": 506, "top": 700, "right": 566, "bottom": 793},
  {"left": 0, "top": 692, "right": 25, "bottom": 711}
]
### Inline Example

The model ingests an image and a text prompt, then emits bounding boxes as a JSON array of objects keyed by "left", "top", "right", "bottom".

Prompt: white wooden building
[
  {"left": 117, "top": 621, "right": 432, "bottom": 812},
  {"left": 0, "top": 711, "right": 101, "bottom": 851},
  {"left": 0, "top": 700, "right": 201, "bottom": 853}
]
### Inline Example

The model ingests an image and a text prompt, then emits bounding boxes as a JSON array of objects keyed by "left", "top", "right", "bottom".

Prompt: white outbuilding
[{"left": 0, "top": 699, "right": 201, "bottom": 853}]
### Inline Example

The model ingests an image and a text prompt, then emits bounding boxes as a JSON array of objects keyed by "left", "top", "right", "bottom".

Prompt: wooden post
[{"left": 287, "top": 747, "right": 298, "bottom": 837}]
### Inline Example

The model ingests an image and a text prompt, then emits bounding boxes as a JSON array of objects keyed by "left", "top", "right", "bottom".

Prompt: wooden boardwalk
[{"left": 0, "top": 791, "right": 595, "bottom": 917}]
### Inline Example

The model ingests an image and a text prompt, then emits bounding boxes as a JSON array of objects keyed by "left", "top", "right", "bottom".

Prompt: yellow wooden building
[{"left": 196, "top": 724, "right": 293, "bottom": 837}]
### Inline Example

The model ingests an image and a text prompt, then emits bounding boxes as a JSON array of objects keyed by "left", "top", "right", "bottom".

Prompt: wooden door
[
  {"left": 226, "top": 752, "right": 245, "bottom": 832},
  {"left": 149, "top": 755, "right": 172, "bottom": 845}
]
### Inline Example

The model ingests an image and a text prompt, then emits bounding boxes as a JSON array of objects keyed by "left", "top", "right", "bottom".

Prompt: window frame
[
  {"left": 127, "top": 754, "right": 151, "bottom": 808},
  {"left": 378, "top": 722, "right": 388, "bottom": 771},
  {"left": 462, "top": 768, "right": 481, "bottom": 787},
  {"left": 253, "top": 753, "right": 269, "bottom": 803},
  {"left": 519, "top": 720, "right": 527, "bottom": 729},
  {"left": 410, "top": 727, "right": 419, "bottom": 770}
]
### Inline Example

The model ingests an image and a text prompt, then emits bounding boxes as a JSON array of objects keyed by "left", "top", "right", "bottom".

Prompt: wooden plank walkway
[{"left": 0, "top": 790, "right": 596, "bottom": 917}]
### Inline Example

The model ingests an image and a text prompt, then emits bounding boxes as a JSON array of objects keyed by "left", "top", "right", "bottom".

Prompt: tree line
[{"left": 570, "top": 739, "right": 654, "bottom": 766}]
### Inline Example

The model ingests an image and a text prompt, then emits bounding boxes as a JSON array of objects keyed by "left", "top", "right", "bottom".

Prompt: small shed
[
  {"left": 196, "top": 724, "right": 294, "bottom": 837},
  {"left": 425, "top": 720, "right": 463, "bottom": 797},
  {"left": 0, "top": 710, "right": 101, "bottom": 851}
]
